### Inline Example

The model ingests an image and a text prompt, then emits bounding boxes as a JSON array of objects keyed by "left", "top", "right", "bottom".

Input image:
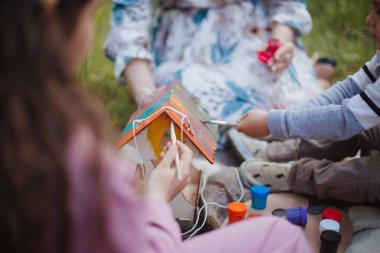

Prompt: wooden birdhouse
[{"left": 116, "top": 81, "right": 218, "bottom": 223}]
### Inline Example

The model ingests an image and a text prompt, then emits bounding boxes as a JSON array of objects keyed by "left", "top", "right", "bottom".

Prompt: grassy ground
[
  {"left": 78, "top": 1, "right": 375, "bottom": 130},
  {"left": 304, "top": 0, "right": 374, "bottom": 80},
  {"left": 77, "top": 2, "right": 136, "bottom": 130}
]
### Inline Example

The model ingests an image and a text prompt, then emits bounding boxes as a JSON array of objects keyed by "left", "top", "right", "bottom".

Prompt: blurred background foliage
[
  {"left": 304, "top": 0, "right": 374, "bottom": 79},
  {"left": 77, "top": 0, "right": 375, "bottom": 131}
]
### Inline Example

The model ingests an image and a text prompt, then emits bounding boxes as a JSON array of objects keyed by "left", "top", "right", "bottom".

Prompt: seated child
[{"left": 236, "top": 0, "right": 380, "bottom": 203}]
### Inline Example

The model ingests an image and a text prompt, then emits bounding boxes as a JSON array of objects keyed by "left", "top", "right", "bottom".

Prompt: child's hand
[
  {"left": 147, "top": 141, "right": 193, "bottom": 202},
  {"left": 236, "top": 109, "right": 270, "bottom": 137},
  {"left": 268, "top": 40, "right": 294, "bottom": 74}
]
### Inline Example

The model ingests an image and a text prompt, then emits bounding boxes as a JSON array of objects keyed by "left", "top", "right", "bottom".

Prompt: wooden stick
[{"left": 170, "top": 121, "right": 183, "bottom": 180}]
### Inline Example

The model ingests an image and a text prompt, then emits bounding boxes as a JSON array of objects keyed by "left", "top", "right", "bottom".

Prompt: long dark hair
[{"left": 0, "top": 0, "right": 112, "bottom": 252}]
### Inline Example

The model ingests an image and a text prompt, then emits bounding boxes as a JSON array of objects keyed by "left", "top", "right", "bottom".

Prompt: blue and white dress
[{"left": 104, "top": 0, "right": 321, "bottom": 122}]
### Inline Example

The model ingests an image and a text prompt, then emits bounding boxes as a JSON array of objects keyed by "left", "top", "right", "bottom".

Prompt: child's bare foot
[{"left": 314, "top": 57, "right": 337, "bottom": 90}]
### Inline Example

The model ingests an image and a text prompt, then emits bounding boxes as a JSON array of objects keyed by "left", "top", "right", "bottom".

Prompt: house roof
[{"left": 116, "top": 81, "right": 218, "bottom": 164}]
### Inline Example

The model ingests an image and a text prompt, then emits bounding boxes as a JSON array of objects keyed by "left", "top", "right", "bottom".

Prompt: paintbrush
[
  {"left": 170, "top": 121, "right": 183, "bottom": 180},
  {"left": 201, "top": 120, "right": 237, "bottom": 127}
]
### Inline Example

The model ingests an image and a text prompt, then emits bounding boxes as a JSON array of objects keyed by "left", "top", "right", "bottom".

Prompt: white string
[
  {"left": 131, "top": 105, "right": 245, "bottom": 239},
  {"left": 132, "top": 106, "right": 191, "bottom": 177},
  {"left": 181, "top": 167, "right": 245, "bottom": 240}
]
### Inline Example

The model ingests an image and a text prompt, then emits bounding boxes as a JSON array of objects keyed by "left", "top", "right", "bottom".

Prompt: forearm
[
  {"left": 268, "top": 100, "right": 365, "bottom": 140},
  {"left": 270, "top": 22, "right": 295, "bottom": 42},
  {"left": 144, "top": 199, "right": 182, "bottom": 253},
  {"left": 124, "top": 58, "right": 157, "bottom": 105},
  {"left": 302, "top": 77, "right": 362, "bottom": 108}
]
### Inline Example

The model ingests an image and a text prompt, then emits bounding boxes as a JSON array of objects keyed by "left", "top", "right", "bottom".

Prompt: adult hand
[
  {"left": 236, "top": 109, "right": 270, "bottom": 137},
  {"left": 147, "top": 141, "right": 193, "bottom": 202},
  {"left": 268, "top": 40, "right": 295, "bottom": 74}
]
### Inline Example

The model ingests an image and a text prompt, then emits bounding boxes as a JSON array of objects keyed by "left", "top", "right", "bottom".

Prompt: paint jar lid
[
  {"left": 228, "top": 202, "right": 247, "bottom": 216},
  {"left": 320, "top": 230, "right": 341, "bottom": 244},
  {"left": 322, "top": 209, "right": 342, "bottom": 223},
  {"left": 251, "top": 185, "right": 269, "bottom": 198},
  {"left": 247, "top": 213, "right": 263, "bottom": 219},
  {"left": 285, "top": 206, "right": 307, "bottom": 226},
  {"left": 320, "top": 219, "right": 340, "bottom": 233}
]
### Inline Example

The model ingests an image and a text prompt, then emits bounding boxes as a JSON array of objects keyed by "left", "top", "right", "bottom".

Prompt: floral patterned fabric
[{"left": 104, "top": 0, "right": 321, "bottom": 122}]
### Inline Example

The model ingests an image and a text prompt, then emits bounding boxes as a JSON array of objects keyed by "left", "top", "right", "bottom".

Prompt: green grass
[
  {"left": 77, "top": 1, "right": 136, "bottom": 130},
  {"left": 304, "top": 0, "right": 375, "bottom": 80},
  {"left": 78, "top": 1, "right": 375, "bottom": 130}
]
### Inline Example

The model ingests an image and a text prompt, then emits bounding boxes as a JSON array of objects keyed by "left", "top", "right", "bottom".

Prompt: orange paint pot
[
  {"left": 247, "top": 213, "right": 263, "bottom": 219},
  {"left": 228, "top": 202, "right": 247, "bottom": 224}
]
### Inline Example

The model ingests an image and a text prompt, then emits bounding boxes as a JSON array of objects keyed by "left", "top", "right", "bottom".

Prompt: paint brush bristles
[
  {"left": 170, "top": 121, "right": 183, "bottom": 180},
  {"left": 201, "top": 120, "right": 237, "bottom": 127}
]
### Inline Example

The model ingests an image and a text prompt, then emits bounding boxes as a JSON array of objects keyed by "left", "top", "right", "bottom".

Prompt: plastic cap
[
  {"left": 250, "top": 185, "right": 269, "bottom": 198},
  {"left": 285, "top": 206, "right": 308, "bottom": 226},
  {"left": 320, "top": 219, "right": 340, "bottom": 233},
  {"left": 322, "top": 208, "right": 342, "bottom": 223},
  {"left": 320, "top": 230, "right": 341, "bottom": 244},
  {"left": 228, "top": 202, "right": 247, "bottom": 216}
]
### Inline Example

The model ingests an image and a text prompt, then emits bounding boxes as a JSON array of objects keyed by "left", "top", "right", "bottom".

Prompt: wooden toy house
[{"left": 116, "top": 81, "right": 218, "bottom": 222}]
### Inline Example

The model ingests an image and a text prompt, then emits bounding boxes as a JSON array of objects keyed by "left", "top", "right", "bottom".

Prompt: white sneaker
[
  {"left": 228, "top": 128, "right": 269, "bottom": 161},
  {"left": 239, "top": 160, "right": 292, "bottom": 192}
]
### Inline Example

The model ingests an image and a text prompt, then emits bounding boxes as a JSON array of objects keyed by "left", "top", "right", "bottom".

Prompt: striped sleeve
[
  {"left": 348, "top": 81, "right": 380, "bottom": 130},
  {"left": 267, "top": 52, "right": 380, "bottom": 140}
]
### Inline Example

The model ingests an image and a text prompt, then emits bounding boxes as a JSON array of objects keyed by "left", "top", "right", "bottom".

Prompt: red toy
[{"left": 257, "top": 39, "right": 280, "bottom": 64}]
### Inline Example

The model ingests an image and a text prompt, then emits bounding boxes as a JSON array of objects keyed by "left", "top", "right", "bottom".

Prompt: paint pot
[
  {"left": 251, "top": 185, "right": 269, "bottom": 210},
  {"left": 322, "top": 208, "right": 342, "bottom": 223},
  {"left": 228, "top": 202, "right": 247, "bottom": 224},
  {"left": 246, "top": 213, "right": 263, "bottom": 219},
  {"left": 319, "top": 230, "right": 341, "bottom": 253},
  {"left": 319, "top": 219, "right": 340, "bottom": 234},
  {"left": 285, "top": 206, "right": 307, "bottom": 226}
]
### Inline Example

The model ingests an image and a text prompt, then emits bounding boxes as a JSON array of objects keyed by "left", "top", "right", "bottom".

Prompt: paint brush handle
[
  {"left": 170, "top": 122, "right": 183, "bottom": 180},
  {"left": 203, "top": 120, "right": 237, "bottom": 127}
]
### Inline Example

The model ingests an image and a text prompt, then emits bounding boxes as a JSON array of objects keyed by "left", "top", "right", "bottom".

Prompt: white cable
[
  {"left": 132, "top": 106, "right": 191, "bottom": 178},
  {"left": 130, "top": 105, "right": 245, "bottom": 239},
  {"left": 182, "top": 168, "right": 244, "bottom": 240}
]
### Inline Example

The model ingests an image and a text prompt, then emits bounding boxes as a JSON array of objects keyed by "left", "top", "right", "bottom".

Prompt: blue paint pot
[{"left": 251, "top": 185, "right": 269, "bottom": 210}]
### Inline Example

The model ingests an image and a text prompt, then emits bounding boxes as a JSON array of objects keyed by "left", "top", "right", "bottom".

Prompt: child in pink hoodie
[{"left": 0, "top": 0, "right": 310, "bottom": 252}]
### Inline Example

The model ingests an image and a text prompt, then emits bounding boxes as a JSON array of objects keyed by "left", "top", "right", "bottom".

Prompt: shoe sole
[{"left": 227, "top": 128, "right": 257, "bottom": 161}]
